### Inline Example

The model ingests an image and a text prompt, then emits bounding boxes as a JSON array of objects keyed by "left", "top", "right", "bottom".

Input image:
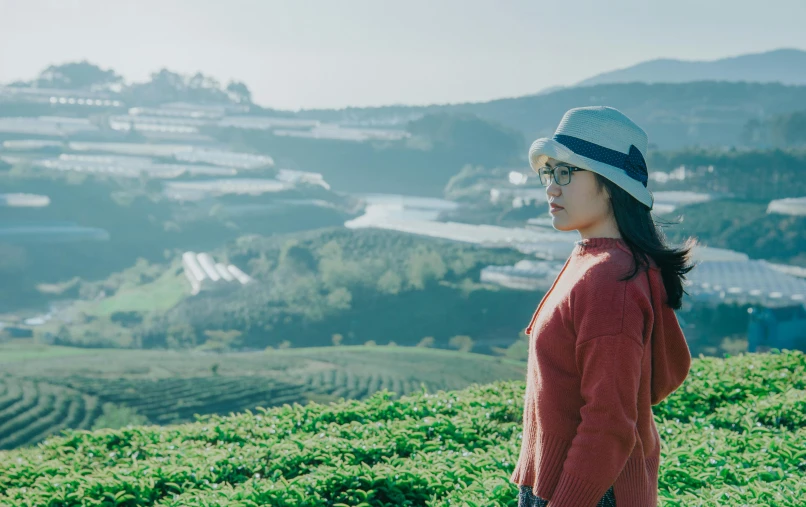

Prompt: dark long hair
[{"left": 593, "top": 174, "right": 698, "bottom": 310}]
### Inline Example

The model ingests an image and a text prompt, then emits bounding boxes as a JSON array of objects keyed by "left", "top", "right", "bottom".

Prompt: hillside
[
  {"left": 294, "top": 81, "right": 806, "bottom": 150},
  {"left": 0, "top": 343, "right": 526, "bottom": 451},
  {"left": 30, "top": 227, "right": 530, "bottom": 351},
  {"left": 1, "top": 350, "right": 804, "bottom": 506},
  {"left": 575, "top": 48, "right": 806, "bottom": 87},
  {"left": 0, "top": 166, "right": 359, "bottom": 313}
]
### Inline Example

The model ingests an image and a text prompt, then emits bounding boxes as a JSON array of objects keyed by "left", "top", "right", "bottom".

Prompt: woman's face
[{"left": 542, "top": 157, "right": 620, "bottom": 239}]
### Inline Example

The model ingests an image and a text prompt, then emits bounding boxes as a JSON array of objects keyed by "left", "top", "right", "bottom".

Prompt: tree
[
  {"left": 165, "top": 323, "right": 197, "bottom": 349},
  {"left": 443, "top": 164, "right": 487, "bottom": 201},
  {"left": 449, "top": 335, "right": 474, "bottom": 352},
  {"left": 449, "top": 253, "right": 476, "bottom": 278},
  {"left": 417, "top": 336, "right": 435, "bottom": 348},
  {"left": 405, "top": 246, "right": 447, "bottom": 290},
  {"left": 332, "top": 333, "right": 343, "bottom": 346},
  {"left": 34, "top": 61, "right": 123, "bottom": 90},
  {"left": 770, "top": 110, "right": 806, "bottom": 147},
  {"left": 320, "top": 256, "right": 365, "bottom": 290},
  {"left": 226, "top": 81, "right": 253, "bottom": 103},
  {"left": 326, "top": 288, "right": 352, "bottom": 311},
  {"left": 493, "top": 334, "right": 529, "bottom": 362},
  {"left": 203, "top": 329, "right": 243, "bottom": 350},
  {"left": 279, "top": 240, "right": 317, "bottom": 273},
  {"left": 377, "top": 270, "right": 403, "bottom": 294}
]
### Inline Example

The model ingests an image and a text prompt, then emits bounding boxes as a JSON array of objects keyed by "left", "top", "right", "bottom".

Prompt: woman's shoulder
[{"left": 573, "top": 250, "right": 654, "bottom": 300}]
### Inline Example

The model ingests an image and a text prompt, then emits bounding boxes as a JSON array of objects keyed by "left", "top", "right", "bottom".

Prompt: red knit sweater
[{"left": 509, "top": 237, "right": 691, "bottom": 507}]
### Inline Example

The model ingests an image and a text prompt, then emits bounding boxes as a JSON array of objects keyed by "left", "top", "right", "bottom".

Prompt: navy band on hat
[{"left": 553, "top": 134, "right": 648, "bottom": 187}]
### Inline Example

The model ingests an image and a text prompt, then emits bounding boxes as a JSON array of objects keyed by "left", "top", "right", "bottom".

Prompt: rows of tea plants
[
  {"left": 53, "top": 376, "right": 310, "bottom": 425},
  {"left": 1, "top": 350, "right": 804, "bottom": 506},
  {"left": 0, "top": 376, "right": 102, "bottom": 451},
  {"left": 305, "top": 368, "right": 450, "bottom": 401},
  {"left": 1, "top": 346, "right": 526, "bottom": 451}
]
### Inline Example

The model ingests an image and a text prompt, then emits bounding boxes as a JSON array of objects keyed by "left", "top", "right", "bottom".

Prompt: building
[
  {"left": 0, "top": 193, "right": 50, "bottom": 207},
  {"left": 173, "top": 148, "right": 274, "bottom": 170},
  {"left": 0, "top": 86, "right": 123, "bottom": 108},
  {"left": 480, "top": 259, "right": 565, "bottom": 291},
  {"left": 747, "top": 304, "right": 806, "bottom": 353},
  {"left": 163, "top": 178, "right": 290, "bottom": 201},
  {"left": 684, "top": 259, "right": 806, "bottom": 306},
  {"left": 767, "top": 197, "right": 806, "bottom": 216},
  {"left": 0, "top": 116, "right": 99, "bottom": 137},
  {"left": 273, "top": 124, "right": 410, "bottom": 142},
  {"left": 35, "top": 153, "right": 236, "bottom": 178},
  {"left": 182, "top": 251, "right": 253, "bottom": 295}
]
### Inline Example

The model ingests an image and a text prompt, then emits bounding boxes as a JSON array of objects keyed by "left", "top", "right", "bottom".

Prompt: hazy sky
[{"left": 1, "top": 0, "right": 805, "bottom": 111}]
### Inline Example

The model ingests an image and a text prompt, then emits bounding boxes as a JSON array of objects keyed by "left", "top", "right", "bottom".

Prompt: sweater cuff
[{"left": 548, "top": 470, "right": 607, "bottom": 507}]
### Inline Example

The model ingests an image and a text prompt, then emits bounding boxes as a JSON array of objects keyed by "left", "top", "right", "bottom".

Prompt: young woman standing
[{"left": 510, "top": 106, "right": 696, "bottom": 507}]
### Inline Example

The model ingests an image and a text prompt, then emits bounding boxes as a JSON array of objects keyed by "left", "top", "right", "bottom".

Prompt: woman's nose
[{"left": 546, "top": 181, "right": 561, "bottom": 197}]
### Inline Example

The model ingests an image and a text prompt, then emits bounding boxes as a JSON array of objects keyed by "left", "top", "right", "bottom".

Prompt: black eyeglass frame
[{"left": 534, "top": 163, "right": 588, "bottom": 187}]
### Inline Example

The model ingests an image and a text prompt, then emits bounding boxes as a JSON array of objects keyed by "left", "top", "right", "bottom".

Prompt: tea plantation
[
  {"left": 0, "top": 345, "right": 526, "bottom": 450},
  {"left": 1, "top": 350, "right": 805, "bottom": 506}
]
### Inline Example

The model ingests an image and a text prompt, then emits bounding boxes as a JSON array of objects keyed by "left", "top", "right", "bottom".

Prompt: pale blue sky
[{"left": 1, "top": 0, "right": 804, "bottom": 111}]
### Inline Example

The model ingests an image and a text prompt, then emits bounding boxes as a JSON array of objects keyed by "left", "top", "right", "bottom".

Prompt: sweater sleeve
[{"left": 549, "top": 275, "right": 650, "bottom": 507}]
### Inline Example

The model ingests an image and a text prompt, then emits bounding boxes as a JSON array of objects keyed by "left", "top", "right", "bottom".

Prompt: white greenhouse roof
[
  {"left": 163, "top": 178, "right": 290, "bottom": 201},
  {"left": 767, "top": 197, "right": 806, "bottom": 216},
  {"left": 0, "top": 116, "right": 98, "bottom": 136},
  {"left": 35, "top": 154, "right": 236, "bottom": 178},
  {"left": 219, "top": 116, "right": 320, "bottom": 130},
  {"left": 67, "top": 142, "right": 196, "bottom": 157},
  {"left": 274, "top": 124, "right": 410, "bottom": 142},
  {"left": 173, "top": 148, "right": 274, "bottom": 169},
  {"left": 2, "top": 140, "right": 65, "bottom": 150},
  {"left": 685, "top": 259, "right": 806, "bottom": 304},
  {"left": 0, "top": 194, "right": 50, "bottom": 207}
]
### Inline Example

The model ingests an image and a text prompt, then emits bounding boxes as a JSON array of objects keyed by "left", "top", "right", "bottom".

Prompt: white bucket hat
[{"left": 529, "top": 105, "right": 654, "bottom": 209}]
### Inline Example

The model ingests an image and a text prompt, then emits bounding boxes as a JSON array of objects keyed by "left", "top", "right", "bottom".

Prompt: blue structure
[{"left": 747, "top": 304, "right": 806, "bottom": 353}]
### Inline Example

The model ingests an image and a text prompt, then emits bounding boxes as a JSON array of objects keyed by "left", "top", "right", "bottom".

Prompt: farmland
[
  {"left": 0, "top": 343, "right": 526, "bottom": 450},
  {"left": 0, "top": 349, "right": 805, "bottom": 505}
]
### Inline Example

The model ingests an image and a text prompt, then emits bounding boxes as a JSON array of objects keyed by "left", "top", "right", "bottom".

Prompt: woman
[{"left": 510, "top": 106, "right": 696, "bottom": 507}]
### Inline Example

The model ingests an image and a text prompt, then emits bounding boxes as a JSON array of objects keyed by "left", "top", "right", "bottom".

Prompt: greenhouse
[
  {"left": 182, "top": 251, "right": 253, "bottom": 295},
  {"left": 684, "top": 259, "right": 806, "bottom": 306},
  {"left": 173, "top": 148, "right": 275, "bottom": 170},
  {"left": 35, "top": 154, "right": 237, "bottom": 178},
  {"left": 0, "top": 116, "right": 99, "bottom": 137},
  {"left": 163, "top": 178, "right": 290, "bottom": 201},
  {"left": 0, "top": 193, "right": 50, "bottom": 207},
  {"left": 767, "top": 196, "right": 806, "bottom": 216}
]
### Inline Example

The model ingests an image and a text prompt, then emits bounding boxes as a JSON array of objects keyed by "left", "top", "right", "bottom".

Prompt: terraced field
[
  {"left": 0, "top": 376, "right": 102, "bottom": 451},
  {"left": 0, "top": 343, "right": 526, "bottom": 450},
  {"left": 2, "top": 350, "right": 805, "bottom": 506}
]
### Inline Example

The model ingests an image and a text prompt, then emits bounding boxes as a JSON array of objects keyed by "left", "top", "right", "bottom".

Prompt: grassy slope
[
  {"left": 0, "top": 344, "right": 526, "bottom": 451},
  {"left": 1, "top": 350, "right": 805, "bottom": 506}
]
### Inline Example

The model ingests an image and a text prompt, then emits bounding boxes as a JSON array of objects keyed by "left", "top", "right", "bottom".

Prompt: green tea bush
[{"left": 1, "top": 350, "right": 805, "bottom": 506}]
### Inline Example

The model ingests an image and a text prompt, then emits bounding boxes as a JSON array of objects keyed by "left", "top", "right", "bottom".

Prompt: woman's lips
[{"left": 550, "top": 205, "right": 564, "bottom": 213}]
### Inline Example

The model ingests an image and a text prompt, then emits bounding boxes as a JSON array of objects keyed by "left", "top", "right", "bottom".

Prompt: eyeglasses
[{"left": 535, "top": 164, "right": 587, "bottom": 187}]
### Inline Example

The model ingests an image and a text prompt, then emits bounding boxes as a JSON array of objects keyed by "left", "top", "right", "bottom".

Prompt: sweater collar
[{"left": 574, "top": 236, "right": 629, "bottom": 253}]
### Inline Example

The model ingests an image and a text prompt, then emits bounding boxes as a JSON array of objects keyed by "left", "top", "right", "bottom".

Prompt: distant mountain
[
  {"left": 531, "top": 84, "right": 568, "bottom": 96},
  {"left": 574, "top": 48, "right": 806, "bottom": 87},
  {"left": 297, "top": 80, "right": 806, "bottom": 150}
]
